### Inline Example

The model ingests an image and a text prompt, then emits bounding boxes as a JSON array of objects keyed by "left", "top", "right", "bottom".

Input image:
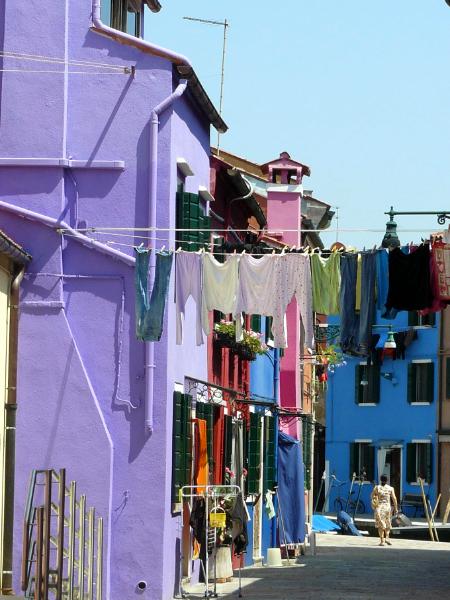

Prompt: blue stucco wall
[
  {"left": 249, "top": 320, "right": 277, "bottom": 562},
  {"left": 325, "top": 310, "right": 439, "bottom": 515}
]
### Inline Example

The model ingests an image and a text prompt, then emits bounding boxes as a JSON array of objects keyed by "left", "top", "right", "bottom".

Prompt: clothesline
[
  {"left": 0, "top": 69, "right": 130, "bottom": 75},
  {"left": 59, "top": 226, "right": 438, "bottom": 234},
  {"left": 0, "top": 50, "right": 130, "bottom": 71}
]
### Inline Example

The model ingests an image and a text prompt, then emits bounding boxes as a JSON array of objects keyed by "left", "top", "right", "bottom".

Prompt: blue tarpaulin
[
  {"left": 277, "top": 431, "right": 305, "bottom": 543},
  {"left": 312, "top": 514, "right": 341, "bottom": 533}
]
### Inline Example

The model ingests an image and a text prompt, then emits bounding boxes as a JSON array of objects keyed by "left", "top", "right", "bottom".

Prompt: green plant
[{"left": 214, "top": 320, "right": 268, "bottom": 356}]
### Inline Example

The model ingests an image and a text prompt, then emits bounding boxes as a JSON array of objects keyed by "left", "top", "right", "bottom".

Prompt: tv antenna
[{"left": 183, "top": 16, "right": 229, "bottom": 153}]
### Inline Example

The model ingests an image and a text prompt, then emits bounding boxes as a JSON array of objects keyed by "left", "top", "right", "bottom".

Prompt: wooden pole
[
  {"left": 418, "top": 478, "right": 436, "bottom": 542},
  {"left": 442, "top": 493, "right": 450, "bottom": 525},
  {"left": 431, "top": 493, "right": 441, "bottom": 521},
  {"left": 428, "top": 499, "right": 439, "bottom": 542}
]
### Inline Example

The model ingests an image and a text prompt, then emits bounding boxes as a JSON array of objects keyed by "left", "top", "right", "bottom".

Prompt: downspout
[
  {"left": 91, "top": 1, "right": 193, "bottom": 69},
  {"left": 145, "top": 80, "right": 188, "bottom": 433},
  {"left": 271, "top": 348, "right": 280, "bottom": 549},
  {"left": 2, "top": 266, "right": 25, "bottom": 595}
]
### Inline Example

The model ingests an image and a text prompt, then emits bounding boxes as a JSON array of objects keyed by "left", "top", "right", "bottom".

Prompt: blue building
[
  {"left": 246, "top": 317, "right": 278, "bottom": 566},
  {"left": 325, "top": 310, "right": 438, "bottom": 516}
]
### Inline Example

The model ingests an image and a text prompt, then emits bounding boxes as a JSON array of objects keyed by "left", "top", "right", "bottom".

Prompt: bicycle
[{"left": 332, "top": 479, "right": 366, "bottom": 515}]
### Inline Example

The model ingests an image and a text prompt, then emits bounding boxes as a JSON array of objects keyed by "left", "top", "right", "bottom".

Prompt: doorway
[{"left": 378, "top": 447, "right": 402, "bottom": 501}]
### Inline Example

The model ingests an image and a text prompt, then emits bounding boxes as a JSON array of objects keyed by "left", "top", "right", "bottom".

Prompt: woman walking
[{"left": 371, "top": 475, "right": 398, "bottom": 546}]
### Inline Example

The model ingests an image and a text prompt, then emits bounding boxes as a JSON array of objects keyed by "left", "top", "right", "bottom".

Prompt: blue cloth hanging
[
  {"left": 134, "top": 247, "right": 173, "bottom": 341},
  {"left": 277, "top": 431, "right": 305, "bottom": 544}
]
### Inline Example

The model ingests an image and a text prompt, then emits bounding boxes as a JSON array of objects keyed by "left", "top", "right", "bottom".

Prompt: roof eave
[
  {"left": 176, "top": 66, "right": 228, "bottom": 133},
  {"left": 145, "top": 1, "right": 162, "bottom": 13},
  {"left": 0, "top": 231, "right": 32, "bottom": 265}
]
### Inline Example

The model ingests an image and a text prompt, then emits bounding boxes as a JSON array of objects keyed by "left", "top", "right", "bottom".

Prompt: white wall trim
[
  {"left": 411, "top": 439, "right": 432, "bottom": 444},
  {"left": 354, "top": 439, "right": 372, "bottom": 443},
  {"left": 358, "top": 403, "right": 377, "bottom": 407},
  {"left": 411, "top": 359, "right": 433, "bottom": 364}
]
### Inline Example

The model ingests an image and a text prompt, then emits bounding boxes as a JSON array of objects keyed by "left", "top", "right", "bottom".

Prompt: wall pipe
[
  {"left": 271, "top": 348, "right": 280, "bottom": 549},
  {"left": 0, "top": 200, "right": 134, "bottom": 267},
  {"left": 145, "top": 80, "right": 188, "bottom": 433},
  {"left": 91, "top": 1, "right": 193, "bottom": 69}
]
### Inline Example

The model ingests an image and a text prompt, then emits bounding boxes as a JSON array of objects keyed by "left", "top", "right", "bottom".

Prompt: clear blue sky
[{"left": 145, "top": 1, "right": 450, "bottom": 248}]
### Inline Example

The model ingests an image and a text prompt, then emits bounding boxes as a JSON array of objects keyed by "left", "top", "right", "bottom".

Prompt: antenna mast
[{"left": 183, "top": 16, "right": 229, "bottom": 154}]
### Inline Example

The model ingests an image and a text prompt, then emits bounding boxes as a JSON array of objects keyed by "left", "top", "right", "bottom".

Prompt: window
[
  {"left": 349, "top": 442, "right": 375, "bottom": 481},
  {"left": 355, "top": 364, "right": 380, "bottom": 404},
  {"left": 101, "top": 1, "right": 142, "bottom": 37},
  {"left": 407, "top": 362, "right": 434, "bottom": 404},
  {"left": 406, "top": 442, "right": 432, "bottom": 483},
  {"left": 176, "top": 191, "right": 211, "bottom": 251},
  {"left": 250, "top": 315, "right": 261, "bottom": 333},
  {"left": 408, "top": 311, "right": 436, "bottom": 327}
]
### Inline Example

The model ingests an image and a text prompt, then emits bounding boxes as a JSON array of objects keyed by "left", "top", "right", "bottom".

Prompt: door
[
  {"left": 0, "top": 266, "right": 11, "bottom": 586},
  {"left": 389, "top": 448, "right": 402, "bottom": 505}
]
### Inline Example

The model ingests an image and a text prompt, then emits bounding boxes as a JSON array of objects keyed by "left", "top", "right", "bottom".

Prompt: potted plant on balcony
[
  {"left": 214, "top": 320, "right": 236, "bottom": 349},
  {"left": 239, "top": 329, "right": 268, "bottom": 361}
]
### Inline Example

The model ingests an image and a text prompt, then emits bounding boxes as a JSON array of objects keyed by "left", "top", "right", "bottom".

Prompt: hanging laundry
[
  {"left": 134, "top": 247, "right": 173, "bottom": 341},
  {"left": 431, "top": 242, "right": 450, "bottom": 302},
  {"left": 265, "top": 490, "right": 276, "bottom": 519},
  {"left": 231, "top": 492, "right": 249, "bottom": 555},
  {"left": 194, "top": 418, "right": 209, "bottom": 493},
  {"left": 358, "top": 252, "right": 377, "bottom": 355},
  {"left": 175, "top": 251, "right": 203, "bottom": 345},
  {"left": 310, "top": 252, "right": 341, "bottom": 315},
  {"left": 339, "top": 254, "right": 359, "bottom": 354},
  {"left": 375, "top": 249, "right": 389, "bottom": 311},
  {"left": 201, "top": 253, "right": 240, "bottom": 337},
  {"left": 355, "top": 253, "right": 362, "bottom": 312},
  {"left": 385, "top": 244, "right": 433, "bottom": 311},
  {"left": 236, "top": 253, "right": 314, "bottom": 349}
]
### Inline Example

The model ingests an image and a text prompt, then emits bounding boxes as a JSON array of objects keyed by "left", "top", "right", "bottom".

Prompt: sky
[{"left": 145, "top": 1, "right": 450, "bottom": 249}]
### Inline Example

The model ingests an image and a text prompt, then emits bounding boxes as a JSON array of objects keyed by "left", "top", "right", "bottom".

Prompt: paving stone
[{"left": 179, "top": 533, "right": 450, "bottom": 599}]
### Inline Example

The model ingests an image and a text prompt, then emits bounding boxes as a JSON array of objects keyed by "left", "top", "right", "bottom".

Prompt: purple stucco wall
[{"left": 0, "top": 2, "right": 211, "bottom": 598}]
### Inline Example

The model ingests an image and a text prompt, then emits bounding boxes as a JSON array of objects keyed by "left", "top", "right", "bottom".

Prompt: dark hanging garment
[
  {"left": 358, "top": 252, "right": 377, "bottom": 355},
  {"left": 277, "top": 432, "right": 306, "bottom": 544},
  {"left": 231, "top": 492, "right": 249, "bottom": 555},
  {"left": 339, "top": 254, "right": 360, "bottom": 354},
  {"left": 385, "top": 245, "right": 433, "bottom": 311},
  {"left": 189, "top": 497, "right": 207, "bottom": 581}
]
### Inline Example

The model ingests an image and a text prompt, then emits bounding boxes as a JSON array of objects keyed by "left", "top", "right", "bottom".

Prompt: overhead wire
[
  {"left": 0, "top": 50, "right": 131, "bottom": 72},
  {"left": 58, "top": 226, "right": 438, "bottom": 234}
]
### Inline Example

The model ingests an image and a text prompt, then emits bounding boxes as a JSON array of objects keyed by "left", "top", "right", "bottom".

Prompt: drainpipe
[
  {"left": 91, "top": 1, "right": 192, "bottom": 69},
  {"left": 271, "top": 348, "right": 280, "bottom": 548},
  {"left": 1, "top": 266, "right": 25, "bottom": 594},
  {"left": 145, "top": 80, "right": 188, "bottom": 433}
]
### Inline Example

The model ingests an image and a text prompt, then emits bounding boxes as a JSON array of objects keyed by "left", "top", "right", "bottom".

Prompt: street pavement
[{"left": 180, "top": 533, "right": 450, "bottom": 599}]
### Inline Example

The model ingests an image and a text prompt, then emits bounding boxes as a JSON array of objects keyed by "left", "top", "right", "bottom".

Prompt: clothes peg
[{"left": 160, "top": 245, "right": 165, "bottom": 252}]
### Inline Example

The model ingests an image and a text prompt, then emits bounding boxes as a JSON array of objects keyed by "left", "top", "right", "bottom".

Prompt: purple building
[{"left": 0, "top": 2, "right": 226, "bottom": 598}]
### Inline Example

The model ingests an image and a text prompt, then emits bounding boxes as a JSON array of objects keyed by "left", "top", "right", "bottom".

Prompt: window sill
[
  {"left": 410, "top": 402, "right": 432, "bottom": 406},
  {"left": 357, "top": 403, "right": 378, "bottom": 407}
]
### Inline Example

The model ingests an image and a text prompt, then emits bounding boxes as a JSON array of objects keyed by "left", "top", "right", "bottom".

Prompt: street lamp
[{"left": 382, "top": 206, "right": 450, "bottom": 248}]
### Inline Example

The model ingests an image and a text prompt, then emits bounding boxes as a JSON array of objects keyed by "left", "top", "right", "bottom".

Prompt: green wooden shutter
[
  {"left": 248, "top": 413, "right": 261, "bottom": 494},
  {"left": 263, "top": 416, "right": 276, "bottom": 492},
  {"left": 407, "top": 363, "right": 416, "bottom": 404},
  {"left": 425, "top": 362, "right": 434, "bottom": 404},
  {"left": 183, "top": 394, "right": 193, "bottom": 492},
  {"left": 172, "top": 392, "right": 193, "bottom": 504},
  {"left": 302, "top": 418, "right": 313, "bottom": 490},
  {"left": 369, "top": 365, "right": 380, "bottom": 404},
  {"left": 172, "top": 391, "right": 184, "bottom": 503},
  {"left": 406, "top": 443, "right": 416, "bottom": 483},
  {"left": 355, "top": 365, "right": 363, "bottom": 404},
  {"left": 349, "top": 442, "right": 358, "bottom": 479},
  {"left": 251, "top": 315, "right": 261, "bottom": 333},
  {"left": 426, "top": 443, "right": 433, "bottom": 484}
]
